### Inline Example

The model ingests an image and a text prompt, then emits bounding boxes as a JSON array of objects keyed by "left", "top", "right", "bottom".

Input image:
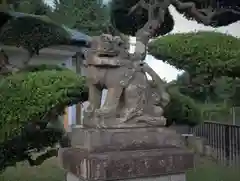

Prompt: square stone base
[
  {"left": 59, "top": 127, "right": 194, "bottom": 181},
  {"left": 70, "top": 127, "right": 185, "bottom": 152},
  {"left": 59, "top": 147, "right": 193, "bottom": 180},
  {"left": 66, "top": 172, "right": 186, "bottom": 181}
]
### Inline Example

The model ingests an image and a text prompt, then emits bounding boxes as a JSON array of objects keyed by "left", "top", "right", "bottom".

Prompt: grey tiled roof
[{"left": 62, "top": 26, "right": 92, "bottom": 47}]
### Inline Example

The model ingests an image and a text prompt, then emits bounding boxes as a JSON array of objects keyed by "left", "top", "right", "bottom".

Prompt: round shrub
[
  {"left": 0, "top": 69, "right": 87, "bottom": 143},
  {"left": 164, "top": 86, "right": 202, "bottom": 127},
  {"left": 0, "top": 68, "right": 87, "bottom": 171},
  {"left": 0, "top": 14, "right": 70, "bottom": 54},
  {"left": 148, "top": 31, "right": 240, "bottom": 78},
  {"left": 18, "top": 64, "right": 69, "bottom": 72}
]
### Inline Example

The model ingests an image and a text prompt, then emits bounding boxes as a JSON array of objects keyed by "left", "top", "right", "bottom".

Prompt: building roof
[{"left": 62, "top": 26, "right": 92, "bottom": 47}]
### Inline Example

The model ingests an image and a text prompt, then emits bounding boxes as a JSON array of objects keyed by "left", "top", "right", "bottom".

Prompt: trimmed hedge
[
  {"left": 0, "top": 68, "right": 87, "bottom": 171},
  {"left": 148, "top": 31, "right": 240, "bottom": 78},
  {"left": 18, "top": 64, "right": 70, "bottom": 72},
  {"left": 0, "top": 68, "right": 87, "bottom": 144},
  {"left": 0, "top": 15, "right": 70, "bottom": 54},
  {"left": 165, "top": 86, "right": 202, "bottom": 127}
]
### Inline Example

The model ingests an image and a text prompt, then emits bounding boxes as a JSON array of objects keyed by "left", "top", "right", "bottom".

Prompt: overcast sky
[{"left": 44, "top": 0, "right": 240, "bottom": 82}]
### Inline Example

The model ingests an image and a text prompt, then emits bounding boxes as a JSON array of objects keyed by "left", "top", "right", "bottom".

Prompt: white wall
[
  {"left": 2, "top": 45, "right": 79, "bottom": 68},
  {"left": 65, "top": 58, "right": 77, "bottom": 129}
]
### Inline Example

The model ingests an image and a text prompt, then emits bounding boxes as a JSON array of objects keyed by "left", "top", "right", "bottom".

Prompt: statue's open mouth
[{"left": 98, "top": 52, "right": 118, "bottom": 57}]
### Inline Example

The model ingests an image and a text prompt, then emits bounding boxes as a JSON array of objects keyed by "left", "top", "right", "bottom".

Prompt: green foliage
[
  {"left": 231, "top": 79, "right": 240, "bottom": 106},
  {"left": 172, "top": 72, "right": 236, "bottom": 123},
  {"left": 11, "top": 0, "right": 52, "bottom": 15},
  {"left": 175, "top": 71, "right": 240, "bottom": 106},
  {"left": 201, "top": 103, "right": 231, "bottom": 122},
  {"left": 0, "top": 67, "right": 88, "bottom": 172},
  {"left": 0, "top": 69, "right": 86, "bottom": 144},
  {"left": 0, "top": 13, "right": 70, "bottom": 54},
  {"left": 174, "top": 72, "right": 208, "bottom": 102},
  {"left": 175, "top": 0, "right": 240, "bottom": 27},
  {"left": 110, "top": 0, "right": 174, "bottom": 36},
  {"left": 148, "top": 31, "right": 240, "bottom": 78},
  {"left": 165, "top": 86, "right": 202, "bottom": 127},
  {"left": 50, "top": 0, "right": 109, "bottom": 36},
  {"left": 18, "top": 64, "right": 69, "bottom": 73}
]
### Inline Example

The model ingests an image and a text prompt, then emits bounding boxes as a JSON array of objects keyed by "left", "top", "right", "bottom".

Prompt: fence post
[{"left": 225, "top": 125, "right": 230, "bottom": 165}]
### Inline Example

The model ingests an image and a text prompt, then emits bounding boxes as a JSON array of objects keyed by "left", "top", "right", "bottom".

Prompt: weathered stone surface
[
  {"left": 59, "top": 147, "right": 194, "bottom": 181},
  {"left": 83, "top": 34, "right": 170, "bottom": 128},
  {"left": 60, "top": 127, "right": 194, "bottom": 181},
  {"left": 66, "top": 172, "right": 186, "bottom": 181},
  {"left": 70, "top": 127, "right": 185, "bottom": 152}
]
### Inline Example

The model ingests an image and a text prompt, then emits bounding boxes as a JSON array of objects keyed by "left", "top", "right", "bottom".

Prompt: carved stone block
[
  {"left": 59, "top": 147, "right": 193, "bottom": 181},
  {"left": 70, "top": 127, "right": 185, "bottom": 152},
  {"left": 66, "top": 172, "right": 186, "bottom": 181},
  {"left": 59, "top": 127, "right": 194, "bottom": 181}
]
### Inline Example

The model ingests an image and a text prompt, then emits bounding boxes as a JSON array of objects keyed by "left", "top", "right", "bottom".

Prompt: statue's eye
[
  {"left": 101, "top": 35, "right": 106, "bottom": 41},
  {"left": 118, "top": 41, "right": 122, "bottom": 46}
]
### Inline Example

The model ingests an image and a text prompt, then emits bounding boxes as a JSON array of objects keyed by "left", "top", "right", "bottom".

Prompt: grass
[
  {"left": 0, "top": 157, "right": 240, "bottom": 181},
  {"left": 0, "top": 158, "right": 65, "bottom": 181},
  {"left": 187, "top": 156, "right": 240, "bottom": 181}
]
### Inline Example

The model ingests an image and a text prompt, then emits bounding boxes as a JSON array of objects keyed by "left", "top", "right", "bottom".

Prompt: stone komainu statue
[{"left": 83, "top": 34, "right": 169, "bottom": 128}]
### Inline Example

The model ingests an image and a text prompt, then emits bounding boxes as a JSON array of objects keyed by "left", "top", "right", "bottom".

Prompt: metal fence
[{"left": 191, "top": 121, "right": 240, "bottom": 166}]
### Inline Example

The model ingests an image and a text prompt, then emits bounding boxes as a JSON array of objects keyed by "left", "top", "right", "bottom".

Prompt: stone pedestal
[{"left": 59, "top": 127, "right": 194, "bottom": 181}]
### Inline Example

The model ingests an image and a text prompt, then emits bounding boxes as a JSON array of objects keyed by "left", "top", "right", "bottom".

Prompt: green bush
[
  {"left": 165, "top": 86, "right": 202, "bottom": 127},
  {"left": 0, "top": 69, "right": 86, "bottom": 143},
  {"left": 201, "top": 103, "right": 231, "bottom": 122},
  {"left": 148, "top": 31, "right": 240, "bottom": 78},
  {"left": 0, "top": 68, "right": 87, "bottom": 171},
  {"left": 18, "top": 64, "right": 69, "bottom": 72},
  {"left": 0, "top": 13, "right": 70, "bottom": 54}
]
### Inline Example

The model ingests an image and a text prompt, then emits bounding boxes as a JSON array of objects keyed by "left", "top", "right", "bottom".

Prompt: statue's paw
[
  {"left": 116, "top": 117, "right": 126, "bottom": 123},
  {"left": 95, "top": 108, "right": 108, "bottom": 115},
  {"left": 95, "top": 107, "right": 116, "bottom": 118},
  {"left": 96, "top": 121, "right": 106, "bottom": 129},
  {"left": 155, "top": 116, "right": 167, "bottom": 126},
  {"left": 84, "top": 104, "right": 96, "bottom": 114},
  {"left": 96, "top": 123, "right": 101, "bottom": 129},
  {"left": 134, "top": 115, "right": 166, "bottom": 126}
]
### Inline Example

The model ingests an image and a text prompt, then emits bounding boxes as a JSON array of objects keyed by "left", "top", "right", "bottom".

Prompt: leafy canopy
[
  {"left": 0, "top": 13, "right": 70, "bottom": 55},
  {"left": 0, "top": 68, "right": 87, "bottom": 144},
  {"left": 110, "top": 0, "right": 174, "bottom": 36},
  {"left": 51, "top": 0, "right": 109, "bottom": 36},
  {"left": 148, "top": 31, "right": 240, "bottom": 78},
  {"left": 9, "top": 0, "right": 52, "bottom": 15}
]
